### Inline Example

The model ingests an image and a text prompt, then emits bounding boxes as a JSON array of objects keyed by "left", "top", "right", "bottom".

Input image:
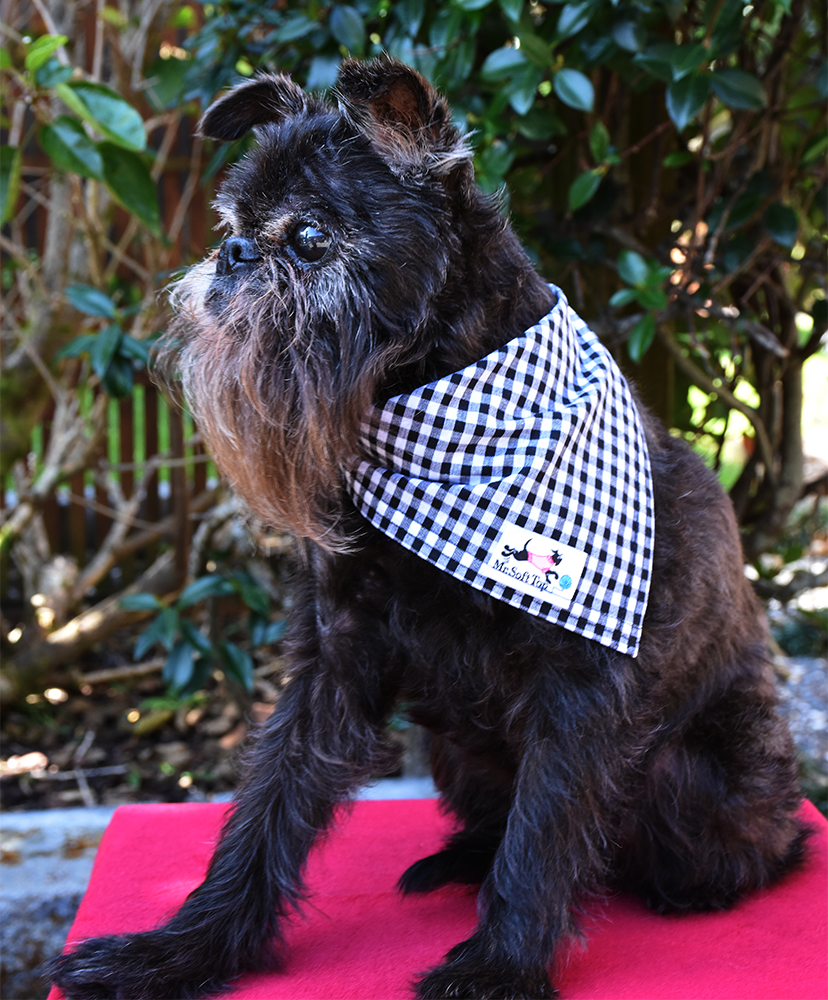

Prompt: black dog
[{"left": 51, "top": 59, "right": 806, "bottom": 1000}]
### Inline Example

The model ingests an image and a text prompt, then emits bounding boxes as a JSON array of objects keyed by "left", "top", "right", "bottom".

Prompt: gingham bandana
[{"left": 345, "top": 287, "right": 654, "bottom": 656}]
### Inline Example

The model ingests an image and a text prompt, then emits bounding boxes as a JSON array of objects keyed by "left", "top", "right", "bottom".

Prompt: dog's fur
[{"left": 50, "top": 59, "right": 807, "bottom": 1000}]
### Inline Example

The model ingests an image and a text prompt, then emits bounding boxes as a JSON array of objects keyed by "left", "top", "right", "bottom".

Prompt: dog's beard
[{"left": 159, "top": 254, "right": 433, "bottom": 550}]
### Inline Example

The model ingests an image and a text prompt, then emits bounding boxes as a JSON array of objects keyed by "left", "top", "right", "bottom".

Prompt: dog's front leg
[
  {"left": 416, "top": 658, "right": 634, "bottom": 1000},
  {"left": 50, "top": 612, "right": 397, "bottom": 1000}
]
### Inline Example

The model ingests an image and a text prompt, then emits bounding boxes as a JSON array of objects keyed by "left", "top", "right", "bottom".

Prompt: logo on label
[
  {"left": 479, "top": 524, "right": 587, "bottom": 609},
  {"left": 501, "top": 538, "right": 563, "bottom": 583}
]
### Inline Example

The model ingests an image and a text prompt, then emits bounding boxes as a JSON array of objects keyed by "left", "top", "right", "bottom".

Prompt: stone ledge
[{"left": 0, "top": 806, "right": 118, "bottom": 1000}]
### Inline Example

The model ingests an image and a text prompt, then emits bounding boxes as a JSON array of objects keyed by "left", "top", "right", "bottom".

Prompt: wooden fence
[{"left": 2, "top": 376, "right": 215, "bottom": 599}]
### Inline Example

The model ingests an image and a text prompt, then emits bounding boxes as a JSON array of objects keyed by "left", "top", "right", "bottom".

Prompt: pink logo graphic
[{"left": 502, "top": 538, "right": 562, "bottom": 584}]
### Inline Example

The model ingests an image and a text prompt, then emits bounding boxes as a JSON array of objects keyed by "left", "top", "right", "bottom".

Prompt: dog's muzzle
[{"left": 215, "top": 236, "right": 261, "bottom": 276}]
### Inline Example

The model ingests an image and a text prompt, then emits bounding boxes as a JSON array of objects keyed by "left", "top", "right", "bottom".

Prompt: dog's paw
[
  {"left": 47, "top": 932, "right": 228, "bottom": 1000},
  {"left": 398, "top": 843, "right": 496, "bottom": 895},
  {"left": 414, "top": 957, "right": 555, "bottom": 1000}
]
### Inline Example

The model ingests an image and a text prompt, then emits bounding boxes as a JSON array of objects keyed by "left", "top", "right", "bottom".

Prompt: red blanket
[{"left": 50, "top": 798, "right": 827, "bottom": 1000}]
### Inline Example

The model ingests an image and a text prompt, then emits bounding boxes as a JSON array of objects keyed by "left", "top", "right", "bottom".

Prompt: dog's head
[{"left": 162, "top": 58, "right": 537, "bottom": 548}]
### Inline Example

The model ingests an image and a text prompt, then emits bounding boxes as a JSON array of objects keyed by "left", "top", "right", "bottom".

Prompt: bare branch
[{"left": 656, "top": 324, "right": 776, "bottom": 482}]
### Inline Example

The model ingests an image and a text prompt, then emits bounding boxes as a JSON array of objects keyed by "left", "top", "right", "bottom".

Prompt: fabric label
[{"left": 478, "top": 524, "right": 588, "bottom": 609}]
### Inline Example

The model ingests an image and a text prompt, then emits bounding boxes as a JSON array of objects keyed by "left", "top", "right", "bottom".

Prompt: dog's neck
[{"left": 387, "top": 247, "right": 556, "bottom": 398}]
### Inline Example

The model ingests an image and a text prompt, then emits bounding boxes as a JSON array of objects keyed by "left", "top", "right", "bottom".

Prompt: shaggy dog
[{"left": 51, "top": 58, "right": 806, "bottom": 1000}]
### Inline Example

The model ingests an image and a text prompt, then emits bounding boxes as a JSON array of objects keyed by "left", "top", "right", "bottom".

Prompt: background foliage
[{"left": 1, "top": 0, "right": 826, "bottom": 706}]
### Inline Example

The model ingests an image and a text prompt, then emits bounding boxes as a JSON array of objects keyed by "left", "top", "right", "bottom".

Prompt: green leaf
[
  {"left": 274, "top": 12, "right": 318, "bottom": 42},
  {"left": 609, "top": 288, "right": 638, "bottom": 308},
  {"left": 454, "top": 0, "right": 493, "bottom": 8},
  {"left": 627, "top": 313, "right": 656, "bottom": 363},
  {"left": 0, "top": 48, "right": 10, "bottom": 69},
  {"left": 817, "top": 60, "right": 828, "bottom": 101},
  {"left": 144, "top": 55, "right": 189, "bottom": 110},
  {"left": 445, "top": 36, "right": 476, "bottom": 83},
  {"left": 306, "top": 55, "right": 341, "bottom": 93},
  {"left": 232, "top": 573, "right": 270, "bottom": 617},
  {"left": 35, "top": 57, "right": 74, "bottom": 86},
  {"left": 177, "top": 658, "right": 214, "bottom": 699},
  {"left": 477, "top": 141, "right": 515, "bottom": 183},
  {"left": 515, "top": 106, "right": 567, "bottom": 140},
  {"left": 589, "top": 121, "right": 610, "bottom": 164},
  {"left": 134, "top": 607, "right": 178, "bottom": 659},
  {"left": 617, "top": 249, "right": 650, "bottom": 287},
  {"left": 517, "top": 34, "right": 552, "bottom": 69},
  {"left": 250, "top": 617, "right": 287, "bottom": 648},
  {"left": 395, "top": 0, "right": 426, "bottom": 36},
  {"left": 118, "top": 334, "right": 151, "bottom": 365},
  {"left": 179, "top": 619, "right": 215, "bottom": 657},
  {"left": 632, "top": 45, "right": 675, "bottom": 84},
  {"left": 56, "top": 82, "right": 146, "bottom": 151},
  {"left": 120, "top": 592, "right": 164, "bottom": 611},
  {"left": 636, "top": 286, "right": 668, "bottom": 310},
  {"left": 164, "top": 640, "right": 196, "bottom": 694},
  {"left": 499, "top": 0, "right": 524, "bottom": 20},
  {"left": 481, "top": 46, "right": 528, "bottom": 80},
  {"left": 101, "top": 355, "right": 134, "bottom": 397},
  {"left": 802, "top": 130, "right": 828, "bottom": 166},
  {"left": 430, "top": 8, "right": 464, "bottom": 48},
  {"left": 24, "top": 34, "right": 67, "bottom": 72},
  {"left": 556, "top": 1, "right": 594, "bottom": 40},
  {"left": 646, "top": 264, "right": 673, "bottom": 286},
  {"left": 710, "top": 69, "right": 766, "bottom": 110},
  {"left": 568, "top": 169, "right": 602, "bottom": 211},
  {"left": 506, "top": 65, "right": 543, "bottom": 115},
  {"left": 90, "top": 323, "right": 122, "bottom": 378},
  {"left": 56, "top": 334, "right": 97, "bottom": 360},
  {"left": 66, "top": 283, "right": 117, "bottom": 318},
  {"left": 553, "top": 68, "right": 594, "bottom": 112},
  {"left": 0, "top": 145, "right": 21, "bottom": 225},
  {"left": 671, "top": 43, "right": 707, "bottom": 81},
  {"left": 39, "top": 117, "right": 103, "bottom": 179},
  {"left": 611, "top": 20, "right": 647, "bottom": 52},
  {"left": 662, "top": 150, "right": 694, "bottom": 167},
  {"left": 99, "top": 142, "right": 160, "bottom": 232},
  {"left": 219, "top": 642, "right": 254, "bottom": 693},
  {"left": 665, "top": 72, "right": 709, "bottom": 131},
  {"left": 764, "top": 202, "right": 798, "bottom": 248},
  {"left": 176, "top": 574, "right": 236, "bottom": 609},
  {"left": 330, "top": 6, "right": 366, "bottom": 54}
]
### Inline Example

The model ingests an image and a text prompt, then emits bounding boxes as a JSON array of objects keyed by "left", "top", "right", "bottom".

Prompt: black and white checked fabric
[{"left": 344, "top": 287, "right": 654, "bottom": 656}]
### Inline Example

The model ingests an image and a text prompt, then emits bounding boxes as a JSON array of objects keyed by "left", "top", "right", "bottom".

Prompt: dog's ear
[
  {"left": 198, "top": 75, "right": 309, "bottom": 141},
  {"left": 336, "top": 58, "right": 470, "bottom": 176}
]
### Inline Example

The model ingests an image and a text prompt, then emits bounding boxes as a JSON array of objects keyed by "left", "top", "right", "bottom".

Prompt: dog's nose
[{"left": 215, "top": 236, "right": 261, "bottom": 276}]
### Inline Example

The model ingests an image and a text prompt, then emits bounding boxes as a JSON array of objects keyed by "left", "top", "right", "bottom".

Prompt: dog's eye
[{"left": 292, "top": 224, "right": 332, "bottom": 263}]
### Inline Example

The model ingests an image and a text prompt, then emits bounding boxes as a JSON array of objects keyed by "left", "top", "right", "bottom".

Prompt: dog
[{"left": 50, "top": 58, "right": 807, "bottom": 1000}]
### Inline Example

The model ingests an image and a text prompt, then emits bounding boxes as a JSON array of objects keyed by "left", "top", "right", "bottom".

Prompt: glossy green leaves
[
  {"left": 55, "top": 81, "right": 146, "bottom": 151},
  {"left": 58, "top": 285, "right": 150, "bottom": 397},
  {"left": 124, "top": 571, "right": 286, "bottom": 696},
  {"left": 610, "top": 252, "right": 673, "bottom": 362},
  {"left": 553, "top": 68, "right": 594, "bottom": 112},
  {"left": 39, "top": 117, "right": 103, "bottom": 179}
]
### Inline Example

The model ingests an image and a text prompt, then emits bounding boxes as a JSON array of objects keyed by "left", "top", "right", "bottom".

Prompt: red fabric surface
[{"left": 50, "top": 798, "right": 828, "bottom": 1000}]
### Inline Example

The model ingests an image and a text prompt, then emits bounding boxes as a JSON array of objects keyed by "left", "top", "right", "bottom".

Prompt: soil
[{"left": 0, "top": 606, "right": 292, "bottom": 811}]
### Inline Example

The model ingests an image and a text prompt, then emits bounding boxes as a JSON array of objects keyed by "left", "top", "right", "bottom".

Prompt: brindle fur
[{"left": 50, "top": 59, "right": 807, "bottom": 1000}]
